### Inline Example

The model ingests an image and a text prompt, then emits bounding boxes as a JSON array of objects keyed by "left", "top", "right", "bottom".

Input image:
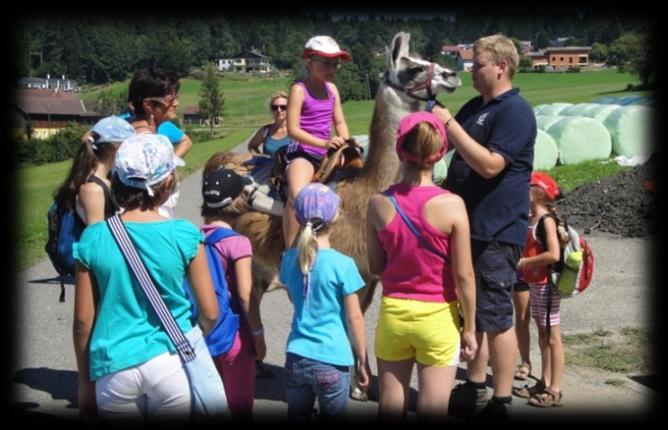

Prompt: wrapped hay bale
[
  {"left": 581, "top": 104, "right": 620, "bottom": 123},
  {"left": 533, "top": 104, "right": 549, "bottom": 115},
  {"left": 433, "top": 149, "right": 456, "bottom": 184},
  {"left": 560, "top": 103, "right": 600, "bottom": 116},
  {"left": 536, "top": 115, "right": 567, "bottom": 131},
  {"left": 617, "top": 95, "right": 645, "bottom": 106},
  {"left": 546, "top": 116, "right": 612, "bottom": 164},
  {"left": 602, "top": 105, "right": 655, "bottom": 157},
  {"left": 538, "top": 103, "right": 573, "bottom": 116},
  {"left": 592, "top": 96, "right": 621, "bottom": 105},
  {"left": 533, "top": 129, "right": 559, "bottom": 170}
]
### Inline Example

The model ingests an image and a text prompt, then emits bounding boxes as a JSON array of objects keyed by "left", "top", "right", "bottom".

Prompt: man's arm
[{"left": 432, "top": 106, "right": 508, "bottom": 179}]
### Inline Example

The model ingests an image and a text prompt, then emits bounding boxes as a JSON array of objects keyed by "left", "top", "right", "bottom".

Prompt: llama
[
  {"left": 221, "top": 31, "right": 461, "bottom": 399},
  {"left": 234, "top": 32, "right": 461, "bottom": 305}
]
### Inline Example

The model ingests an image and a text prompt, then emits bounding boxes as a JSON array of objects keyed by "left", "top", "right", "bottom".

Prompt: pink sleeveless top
[
  {"left": 377, "top": 183, "right": 456, "bottom": 303},
  {"left": 295, "top": 81, "right": 334, "bottom": 158}
]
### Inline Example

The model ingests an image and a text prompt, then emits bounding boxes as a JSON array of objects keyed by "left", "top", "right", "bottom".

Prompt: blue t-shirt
[
  {"left": 73, "top": 219, "right": 203, "bottom": 381},
  {"left": 279, "top": 248, "right": 365, "bottom": 366},
  {"left": 444, "top": 88, "right": 536, "bottom": 246},
  {"left": 118, "top": 113, "right": 185, "bottom": 145}
]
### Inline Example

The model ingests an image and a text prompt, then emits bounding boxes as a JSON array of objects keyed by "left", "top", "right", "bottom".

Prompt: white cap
[{"left": 303, "top": 36, "right": 351, "bottom": 60}]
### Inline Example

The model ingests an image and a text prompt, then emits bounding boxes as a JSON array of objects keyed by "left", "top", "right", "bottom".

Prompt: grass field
[{"left": 18, "top": 69, "right": 646, "bottom": 270}]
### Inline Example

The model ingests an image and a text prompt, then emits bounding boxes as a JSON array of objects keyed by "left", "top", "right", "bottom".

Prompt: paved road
[{"left": 12, "top": 145, "right": 658, "bottom": 422}]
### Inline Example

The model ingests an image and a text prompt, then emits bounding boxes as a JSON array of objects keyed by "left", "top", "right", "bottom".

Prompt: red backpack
[{"left": 537, "top": 215, "right": 594, "bottom": 298}]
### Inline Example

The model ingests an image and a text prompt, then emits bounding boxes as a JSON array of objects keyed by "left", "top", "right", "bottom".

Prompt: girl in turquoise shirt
[{"left": 73, "top": 134, "right": 219, "bottom": 419}]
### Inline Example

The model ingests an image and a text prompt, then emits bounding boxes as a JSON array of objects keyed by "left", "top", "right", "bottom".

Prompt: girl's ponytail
[
  {"left": 296, "top": 220, "right": 319, "bottom": 307},
  {"left": 546, "top": 201, "right": 570, "bottom": 246},
  {"left": 296, "top": 221, "right": 318, "bottom": 276}
]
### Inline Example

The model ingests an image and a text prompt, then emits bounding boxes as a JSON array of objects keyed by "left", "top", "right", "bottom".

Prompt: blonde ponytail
[{"left": 296, "top": 222, "right": 318, "bottom": 276}]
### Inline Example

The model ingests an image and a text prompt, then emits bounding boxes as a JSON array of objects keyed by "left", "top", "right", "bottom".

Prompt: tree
[
  {"left": 534, "top": 30, "right": 550, "bottom": 49},
  {"left": 198, "top": 63, "right": 224, "bottom": 133},
  {"left": 519, "top": 55, "right": 533, "bottom": 72},
  {"left": 590, "top": 43, "right": 608, "bottom": 63}
]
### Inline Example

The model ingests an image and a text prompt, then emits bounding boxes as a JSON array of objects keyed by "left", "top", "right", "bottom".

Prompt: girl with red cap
[
  {"left": 513, "top": 171, "right": 569, "bottom": 407},
  {"left": 282, "top": 36, "right": 352, "bottom": 248},
  {"left": 366, "top": 112, "right": 477, "bottom": 421}
]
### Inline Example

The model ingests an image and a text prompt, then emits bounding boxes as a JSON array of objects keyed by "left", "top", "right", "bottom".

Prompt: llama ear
[{"left": 389, "top": 32, "right": 411, "bottom": 72}]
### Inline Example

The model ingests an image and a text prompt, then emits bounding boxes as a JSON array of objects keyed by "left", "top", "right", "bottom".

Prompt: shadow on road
[{"left": 13, "top": 367, "right": 77, "bottom": 408}]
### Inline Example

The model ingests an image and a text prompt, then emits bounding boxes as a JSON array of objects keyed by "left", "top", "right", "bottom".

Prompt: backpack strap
[
  {"left": 106, "top": 214, "right": 196, "bottom": 363},
  {"left": 535, "top": 213, "right": 556, "bottom": 247},
  {"left": 383, "top": 190, "right": 450, "bottom": 263},
  {"left": 205, "top": 228, "right": 239, "bottom": 247},
  {"left": 87, "top": 175, "right": 121, "bottom": 214}
]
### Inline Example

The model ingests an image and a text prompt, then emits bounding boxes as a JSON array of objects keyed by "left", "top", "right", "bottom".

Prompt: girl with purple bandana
[
  {"left": 279, "top": 184, "right": 368, "bottom": 423},
  {"left": 283, "top": 36, "right": 353, "bottom": 248}
]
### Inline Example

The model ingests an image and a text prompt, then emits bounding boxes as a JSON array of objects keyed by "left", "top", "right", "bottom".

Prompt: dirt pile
[{"left": 558, "top": 155, "right": 658, "bottom": 237}]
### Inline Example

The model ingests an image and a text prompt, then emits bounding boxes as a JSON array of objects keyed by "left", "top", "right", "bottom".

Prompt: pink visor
[{"left": 395, "top": 112, "right": 448, "bottom": 164}]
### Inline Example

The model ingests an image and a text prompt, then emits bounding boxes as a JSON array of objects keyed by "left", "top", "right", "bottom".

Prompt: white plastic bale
[
  {"left": 533, "top": 104, "right": 549, "bottom": 115},
  {"left": 617, "top": 95, "right": 645, "bottom": 106},
  {"left": 433, "top": 149, "right": 456, "bottom": 184},
  {"left": 545, "top": 116, "right": 612, "bottom": 165},
  {"left": 533, "top": 129, "right": 559, "bottom": 170},
  {"left": 592, "top": 96, "right": 621, "bottom": 105},
  {"left": 581, "top": 104, "right": 620, "bottom": 123},
  {"left": 535, "top": 115, "right": 567, "bottom": 131},
  {"left": 602, "top": 105, "right": 655, "bottom": 157},
  {"left": 560, "top": 103, "right": 601, "bottom": 116},
  {"left": 538, "top": 103, "right": 573, "bottom": 116}
]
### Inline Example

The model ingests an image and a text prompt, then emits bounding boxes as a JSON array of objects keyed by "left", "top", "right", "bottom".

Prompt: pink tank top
[
  {"left": 377, "top": 183, "right": 456, "bottom": 303},
  {"left": 295, "top": 81, "right": 334, "bottom": 158}
]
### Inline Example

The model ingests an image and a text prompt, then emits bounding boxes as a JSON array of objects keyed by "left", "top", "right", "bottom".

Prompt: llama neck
[{"left": 361, "top": 84, "right": 420, "bottom": 190}]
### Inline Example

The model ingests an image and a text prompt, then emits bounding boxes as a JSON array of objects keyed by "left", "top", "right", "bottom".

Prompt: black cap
[{"left": 202, "top": 168, "right": 244, "bottom": 208}]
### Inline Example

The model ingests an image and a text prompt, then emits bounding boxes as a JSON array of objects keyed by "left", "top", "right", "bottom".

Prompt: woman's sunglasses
[{"left": 271, "top": 104, "right": 287, "bottom": 112}]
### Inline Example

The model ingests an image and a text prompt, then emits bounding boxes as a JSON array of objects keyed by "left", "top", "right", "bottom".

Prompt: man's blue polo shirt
[{"left": 444, "top": 88, "right": 536, "bottom": 247}]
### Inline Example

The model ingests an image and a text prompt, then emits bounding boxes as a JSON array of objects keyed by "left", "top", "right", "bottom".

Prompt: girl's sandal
[
  {"left": 528, "top": 388, "right": 563, "bottom": 407},
  {"left": 512, "top": 380, "right": 545, "bottom": 399},
  {"left": 514, "top": 362, "right": 532, "bottom": 380}
]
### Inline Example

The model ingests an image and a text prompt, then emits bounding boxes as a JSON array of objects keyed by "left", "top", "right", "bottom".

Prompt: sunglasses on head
[
  {"left": 271, "top": 104, "right": 287, "bottom": 111},
  {"left": 148, "top": 95, "right": 177, "bottom": 106}
]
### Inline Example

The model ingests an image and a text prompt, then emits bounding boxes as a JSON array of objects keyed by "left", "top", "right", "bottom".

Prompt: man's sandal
[
  {"left": 528, "top": 387, "right": 563, "bottom": 407},
  {"left": 514, "top": 362, "right": 531, "bottom": 380},
  {"left": 512, "top": 380, "right": 545, "bottom": 399}
]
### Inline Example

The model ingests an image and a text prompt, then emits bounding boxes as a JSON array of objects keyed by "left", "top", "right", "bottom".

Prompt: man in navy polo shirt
[{"left": 432, "top": 34, "right": 536, "bottom": 419}]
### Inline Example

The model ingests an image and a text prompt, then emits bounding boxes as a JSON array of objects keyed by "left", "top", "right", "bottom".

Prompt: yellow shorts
[{"left": 375, "top": 296, "right": 461, "bottom": 367}]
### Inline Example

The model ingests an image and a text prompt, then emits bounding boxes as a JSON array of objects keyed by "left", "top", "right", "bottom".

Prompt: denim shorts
[
  {"left": 284, "top": 142, "right": 324, "bottom": 171},
  {"left": 471, "top": 240, "right": 521, "bottom": 332},
  {"left": 283, "top": 352, "right": 350, "bottom": 423}
]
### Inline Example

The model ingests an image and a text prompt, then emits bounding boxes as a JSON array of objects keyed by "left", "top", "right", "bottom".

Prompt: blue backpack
[
  {"left": 45, "top": 202, "right": 85, "bottom": 302},
  {"left": 183, "top": 228, "right": 240, "bottom": 357}
]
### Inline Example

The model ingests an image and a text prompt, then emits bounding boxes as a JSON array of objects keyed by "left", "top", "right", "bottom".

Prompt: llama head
[{"left": 386, "top": 31, "right": 461, "bottom": 99}]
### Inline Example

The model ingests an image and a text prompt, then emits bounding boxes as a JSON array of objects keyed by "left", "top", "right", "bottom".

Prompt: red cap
[{"left": 530, "top": 171, "right": 560, "bottom": 200}]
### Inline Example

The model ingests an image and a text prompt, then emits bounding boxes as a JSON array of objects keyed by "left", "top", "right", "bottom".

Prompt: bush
[{"left": 16, "top": 123, "right": 89, "bottom": 165}]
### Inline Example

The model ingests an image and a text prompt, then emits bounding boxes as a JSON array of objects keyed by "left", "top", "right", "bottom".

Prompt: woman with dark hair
[
  {"left": 127, "top": 68, "right": 181, "bottom": 134},
  {"left": 126, "top": 68, "right": 184, "bottom": 218}
]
